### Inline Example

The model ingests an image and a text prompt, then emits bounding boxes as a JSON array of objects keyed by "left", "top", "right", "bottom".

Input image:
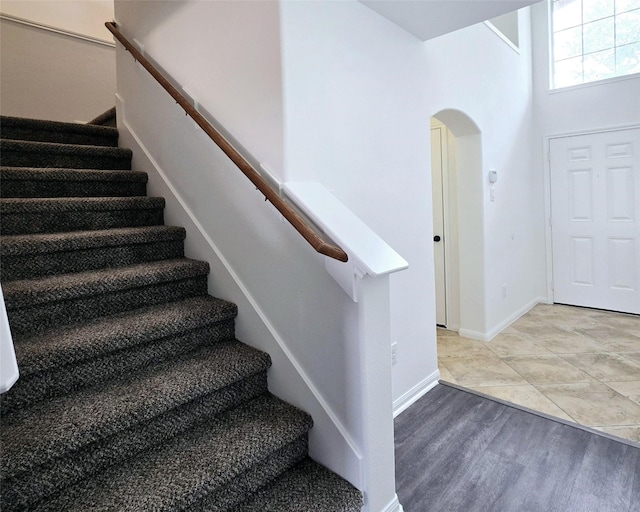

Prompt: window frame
[{"left": 549, "top": 0, "right": 640, "bottom": 90}]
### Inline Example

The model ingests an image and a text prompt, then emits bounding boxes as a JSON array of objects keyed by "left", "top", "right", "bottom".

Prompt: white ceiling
[{"left": 359, "top": 0, "right": 540, "bottom": 41}]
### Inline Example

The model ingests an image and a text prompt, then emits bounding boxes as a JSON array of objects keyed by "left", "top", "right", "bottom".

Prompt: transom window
[{"left": 551, "top": 0, "right": 640, "bottom": 88}]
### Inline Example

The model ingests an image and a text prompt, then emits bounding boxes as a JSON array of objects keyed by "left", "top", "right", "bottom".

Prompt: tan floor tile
[
  {"left": 443, "top": 354, "right": 527, "bottom": 387},
  {"left": 597, "top": 337, "right": 640, "bottom": 354},
  {"left": 468, "top": 384, "right": 574, "bottom": 422},
  {"left": 604, "top": 381, "right": 640, "bottom": 405},
  {"left": 625, "top": 353, "right": 640, "bottom": 365},
  {"left": 587, "top": 313, "right": 640, "bottom": 331},
  {"left": 592, "top": 425, "right": 640, "bottom": 443},
  {"left": 436, "top": 305, "right": 640, "bottom": 444},
  {"left": 485, "top": 333, "right": 553, "bottom": 357},
  {"left": 437, "top": 336, "right": 493, "bottom": 359},
  {"left": 438, "top": 362, "right": 456, "bottom": 384},
  {"left": 560, "top": 353, "right": 640, "bottom": 382},
  {"left": 510, "top": 322, "right": 572, "bottom": 338},
  {"left": 531, "top": 331, "right": 607, "bottom": 354},
  {"left": 503, "top": 354, "right": 594, "bottom": 385},
  {"left": 576, "top": 325, "right": 640, "bottom": 344},
  {"left": 537, "top": 381, "right": 640, "bottom": 426}
]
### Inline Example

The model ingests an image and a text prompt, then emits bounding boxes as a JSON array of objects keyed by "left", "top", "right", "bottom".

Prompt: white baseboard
[
  {"left": 375, "top": 494, "right": 404, "bottom": 512},
  {"left": 459, "top": 297, "right": 545, "bottom": 342},
  {"left": 393, "top": 369, "right": 440, "bottom": 417}
]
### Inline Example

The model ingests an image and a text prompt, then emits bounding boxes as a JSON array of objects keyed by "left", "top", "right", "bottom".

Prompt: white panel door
[
  {"left": 431, "top": 127, "right": 447, "bottom": 326},
  {"left": 550, "top": 128, "right": 640, "bottom": 314}
]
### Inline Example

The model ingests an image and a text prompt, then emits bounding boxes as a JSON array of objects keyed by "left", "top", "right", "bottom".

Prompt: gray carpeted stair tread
[
  {"left": 1, "top": 196, "right": 165, "bottom": 235},
  {"left": 0, "top": 118, "right": 361, "bottom": 512},
  {"left": 13, "top": 296, "right": 237, "bottom": 377},
  {"left": 1, "top": 226, "right": 186, "bottom": 281},
  {"left": 1, "top": 340, "right": 273, "bottom": 480},
  {"left": 0, "top": 167, "right": 145, "bottom": 182},
  {"left": 0, "top": 139, "right": 131, "bottom": 169},
  {"left": 1, "top": 196, "right": 164, "bottom": 214},
  {"left": 0, "top": 167, "right": 147, "bottom": 198},
  {"left": 1, "top": 115, "right": 118, "bottom": 146},
  {"left": 2, "top": 258, "right": 209, "bottom": 310},
  {"left": 2, "top": 372, "right": 269, "bottom": 512},
  {"left": 1, "top": 225, "right": 184, "bottom": 256},
  {"left": 1, "top": 256, "right": 203, "bottom": 304},
  {"left": 234, "top": 458, "right": 362, "bottom": 512},
  {"left": 28, "top": 394, "right": 311, "bottom": 512},
  {"left": 0, "top": 139, "right": 130, "bottom": 158}
]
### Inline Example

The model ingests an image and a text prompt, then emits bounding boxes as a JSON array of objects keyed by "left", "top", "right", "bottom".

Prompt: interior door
[
  {"left": 431, "top": 126, "right": 447, "bottom": 326},
  {"left": 550, "top": 128, "right": 640, "bottom": 314}
]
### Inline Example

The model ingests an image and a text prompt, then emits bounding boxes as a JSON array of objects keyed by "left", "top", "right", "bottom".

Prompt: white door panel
[{"left": 550, "top": 128, "right": 640, "bottom": 314}]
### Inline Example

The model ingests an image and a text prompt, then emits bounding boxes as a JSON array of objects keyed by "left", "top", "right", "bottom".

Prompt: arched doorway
[{"left": 431, "top": 109, "right": 485, "bottom": 336}]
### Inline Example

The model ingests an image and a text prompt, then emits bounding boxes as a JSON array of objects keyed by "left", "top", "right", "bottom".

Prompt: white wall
[
  {"left": 114, "top": 0, "right": 284, "bottom": 176},
  {"left": 425, "top": 8, "right": 546, "bottom": 340},
  {"left": 0, "top": 1, "right": 116, "bottom": 123},
  {"left": 279, "top": 0, "right": 438, "bottom": 411},
  {"left": 281, "top": 1, "right": 546, "bottom": 406},
  {"left": 1, "top": 0, "right": 114, "bottom": 42},
  {"left": 531, "top": 1, "right": 640, "bottom": 144}
]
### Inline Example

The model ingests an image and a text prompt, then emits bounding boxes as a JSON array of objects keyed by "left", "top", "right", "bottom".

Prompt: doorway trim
[
  {"left": 431, "top": 109, "right": 487, "bottom": 338},
  {"left": 543, "top": 123, "right": 640, "bottom": 306},
  {"left": 431, "top": 119, "right": 455, "bottom": 329}
]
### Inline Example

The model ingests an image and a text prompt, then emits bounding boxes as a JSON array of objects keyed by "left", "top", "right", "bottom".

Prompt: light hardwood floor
[{"left": 438, "top": 303, "right": 640, "bottom": 443}]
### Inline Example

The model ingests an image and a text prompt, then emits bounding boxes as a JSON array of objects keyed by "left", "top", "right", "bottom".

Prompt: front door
[{"left": 550, "top": 128, "right": 640, "bottom": 314}]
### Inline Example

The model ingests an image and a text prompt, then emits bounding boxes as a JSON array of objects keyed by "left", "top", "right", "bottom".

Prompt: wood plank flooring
[{"left": 395, "top": 383, "right": 640, "bottom": 512}]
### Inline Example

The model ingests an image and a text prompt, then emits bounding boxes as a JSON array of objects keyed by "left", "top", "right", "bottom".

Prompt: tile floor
[{"left": 438, "top": 303, "right": 640, "bottom": 444}]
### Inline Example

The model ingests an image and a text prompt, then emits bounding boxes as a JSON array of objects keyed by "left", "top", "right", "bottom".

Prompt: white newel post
[
  {"left": 285, "top": 182, "right": 407, "bottom": 512},
  {"left": 354, "top": 273, "right": 403, "bottom": 512}
]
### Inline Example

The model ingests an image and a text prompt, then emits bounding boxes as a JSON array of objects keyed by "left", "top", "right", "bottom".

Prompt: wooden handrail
[{"left": 105, "top": 22, "right": 348, "bottom": 263}]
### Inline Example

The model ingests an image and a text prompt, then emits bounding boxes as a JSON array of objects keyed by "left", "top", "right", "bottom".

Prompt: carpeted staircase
[{"left": 0, "top": 115, "right": 362, "bottom": 511}]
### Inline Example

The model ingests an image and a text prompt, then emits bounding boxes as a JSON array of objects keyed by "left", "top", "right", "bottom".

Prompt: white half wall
[{"left": 113, "top": 0, "right": 364, "bottom": 490}]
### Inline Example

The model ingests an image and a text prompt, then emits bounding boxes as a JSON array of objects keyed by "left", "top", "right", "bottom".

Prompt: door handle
[{"left": 434, "top": 235, "right": 442, "bottom": 242}]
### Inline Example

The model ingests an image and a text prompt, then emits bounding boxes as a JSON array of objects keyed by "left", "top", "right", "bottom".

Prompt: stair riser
[
  {"left": 0, "top": 151, "right": 131, "bottom": 170},
  {"left": 193, "top": 436, "right": 309, "bottom": 512},
  {"left": 1, "top": 240, "right": 185, "bottom": 281},
  {"left": 1, "top": 209, "right": 164, "bottom": 235},
  {"left": 0, "top": 180, "right": 146, "bottom": 198},
  {"left": 0, "top": 127, "right": 118, "bottom": 147},
  {"left": 1, "top": 321, "right": 236, "bottom": 415},
  {"left": 3, "top": 374, "right": 269, "bottom": 512},
  {"left": 6, "top": 276, "right": 209, "bottom": 335}
]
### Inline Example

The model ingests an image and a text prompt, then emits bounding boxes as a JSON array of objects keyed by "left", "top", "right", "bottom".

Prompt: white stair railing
[{"left": 0, "top": 284, "right": 19, "bottom": 393}]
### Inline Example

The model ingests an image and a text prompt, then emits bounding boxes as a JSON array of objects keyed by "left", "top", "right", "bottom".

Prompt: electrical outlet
[{"left": 391, "top": 342, "right": 398, "bottom": 365}]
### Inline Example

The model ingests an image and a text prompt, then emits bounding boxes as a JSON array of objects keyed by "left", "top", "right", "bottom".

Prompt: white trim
[
  {"left": 0, "top": 13, "right": 115, "bottom": 48},
  {"left": 458, "top": 297, "right": 542, "bottom": 341},
  {"left": 484, "top": 20, "right": 520, "bottom": 54},
  {"left": 484, "top": 298, "right": 543, "bottom": 341},
  {"left": 550, "top": 70, "right": 640, "bottom": 95},
  {"left": 378, "top": 494, "right": 404, "bottom": 512},
  {"left": 543, "top": 123, "right": 640, "bottom": 307},
  {"left": 393, "top": 369, "right": 440, "bottom": 417},
  {"left": 121, "top": 113, "right": 364, "bottom": 463},
  {"left": 457, "top": 328, "right": 488, "bottom": 341}
]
